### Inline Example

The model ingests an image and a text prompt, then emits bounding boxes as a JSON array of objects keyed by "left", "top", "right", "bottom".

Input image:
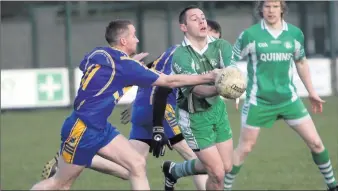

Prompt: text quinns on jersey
[{"left": 260, "top": 53, "right": 293, "bottom": 62}]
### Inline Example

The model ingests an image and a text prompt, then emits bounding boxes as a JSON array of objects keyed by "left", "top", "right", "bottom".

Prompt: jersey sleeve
[
  {"left": 120, "top": 57, "right": 160, "bottom": 87},
  {"left": 232, "top": 30, "right": 250, "bottom": 62},
  {"left": 171, "top": 51, "right": 197, "bottom": 96},
  {"left": 219, "top": 40, "right": 236, "bottom": 67},
  {"left": 294, "top": 30, "right": 306, "bottom": 61}
]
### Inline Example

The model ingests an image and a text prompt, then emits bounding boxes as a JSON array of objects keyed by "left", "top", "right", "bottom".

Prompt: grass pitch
[{"left": 1, "top": 96, "right": 337, "bottom": 190}]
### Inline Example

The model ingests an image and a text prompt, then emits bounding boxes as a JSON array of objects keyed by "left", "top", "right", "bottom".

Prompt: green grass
[{"left": 1, "top": 96, "right": 337, "bottom": 190}]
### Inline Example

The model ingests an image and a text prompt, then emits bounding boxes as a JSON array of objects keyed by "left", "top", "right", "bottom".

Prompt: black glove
[{"left": 149, "top": 126, "right": 173, "bottom": 158}]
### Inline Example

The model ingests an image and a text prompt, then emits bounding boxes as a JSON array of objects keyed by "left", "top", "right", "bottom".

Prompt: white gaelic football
[{"left": 215, "top": 66, "right": 247, "bottom": 99}]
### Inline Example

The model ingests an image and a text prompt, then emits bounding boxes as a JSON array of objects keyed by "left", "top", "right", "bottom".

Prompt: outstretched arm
[{"left": 152, "top": 70, "right": 218, "bottom": 89}]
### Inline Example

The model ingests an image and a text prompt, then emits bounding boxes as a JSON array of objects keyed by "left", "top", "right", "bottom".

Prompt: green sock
[
  {"left": 312, "top": 148, "right": 337, "bottom": 189},
  {"left": 171, "top": 159, "right": 197, "bottom": 179},
  {"left": 224, "top": 165, "right": 242, "bottom": 190}
]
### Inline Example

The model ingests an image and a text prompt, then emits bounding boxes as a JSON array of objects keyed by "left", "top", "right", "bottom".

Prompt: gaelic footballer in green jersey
[
  {"left": 224, "top": 1, "right": 337, "bottom": 190},
  {"left": 161, "top": 5, "right": 235, "bottom": 191}
]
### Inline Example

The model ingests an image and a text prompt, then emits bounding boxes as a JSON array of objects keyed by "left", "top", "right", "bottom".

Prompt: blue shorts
[
  {"left": 59, "top": 113, "right": 120, "bottom": 167},
  {"left": 129, "top": 104, "right": 181, "bottom": 140}
]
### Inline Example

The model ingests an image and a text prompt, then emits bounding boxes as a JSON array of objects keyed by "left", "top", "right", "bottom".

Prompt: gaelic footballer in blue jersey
[
  {"left": 129, "top": 45, "right": 180, "bottom": 151},
  {"left": 31, "top": 19, "right": 220, "bottom": 190}
]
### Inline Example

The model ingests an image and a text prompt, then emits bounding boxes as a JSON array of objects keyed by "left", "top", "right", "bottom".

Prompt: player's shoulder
[
  {"left": 161, "top": 45, "right": 180, "bottom": 60},
  {"left": 87, "top": 46, "right": 127, "bottom": 58},
  {"left": 172, "top": 44, "right": 190, "bottom": 59},
  {"left": 243, "top": 22, "right": 262, "bottom": 36},
  {"left": 165, "top": 44, "right": 180, "bottom": 54},
  {"left": 285, "top": 22, "right": 303, "bottom": 35},
  {"left": 210, "top": 37, "right": 232, "bottom": 48}
]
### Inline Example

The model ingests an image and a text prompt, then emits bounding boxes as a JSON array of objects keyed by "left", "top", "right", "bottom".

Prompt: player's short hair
[
  {"left": 254, "top": 0, "right": 288, "bottom": 18},
  {"left": 178, "top": 5, "right": 201, "bottom": 24},
  {"left": 207, "top": 19, "right": 222, "bottom": 38},
  {"left": 105, "top": 19, "right": 132, "bottom": 45}
]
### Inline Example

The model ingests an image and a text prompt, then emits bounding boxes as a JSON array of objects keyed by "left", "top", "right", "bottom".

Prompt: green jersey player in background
[
  {"left": 162, "top": 5, "right": 235, "bottom": 191},
  {"left": 224, "top": 1, "right": 338, "bottom": 191}
]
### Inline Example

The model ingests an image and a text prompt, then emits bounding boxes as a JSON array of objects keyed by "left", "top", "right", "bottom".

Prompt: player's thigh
[
  {"left": 97, "top": 134, "right": 146, "bottom": 173},
  {"left": 53, "top": 154, "right": 85, "bottom": 185},
  {"left": 213, "top": 106, "right": 233, "bottom": 170},
  {"left": 291, "top": 118, "right": 324, "bottom": 152},
  {"left": 280, "top": 99, "right": 324, "bottom": 150},
  {"left": 176, "top": 109, "right": 216, "bottom": 152},
  {"left": 236, "top": 125, "right": 261, "bottom": 152},
  {"left": 129, "top": 139, "right": 150, "bottom": 158},
  {"left": 214, "top": 104, "right": 233, "bottom": 145},
  {"left": 195, "top": 145, "right": 224, "bottom": 177},
  {"left": 90, "top": 155, "right": 129, "bottom": 180},
  {"left": 129, "top": 123, "right": 152, "bottom": 158},
  {"left": 241, "top": 100, "right": 277, "bottom": 128}
]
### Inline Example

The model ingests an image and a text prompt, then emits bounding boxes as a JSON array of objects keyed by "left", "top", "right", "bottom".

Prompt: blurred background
[{"left": 1, "top": 1, "right": 338, "bottom": 190}]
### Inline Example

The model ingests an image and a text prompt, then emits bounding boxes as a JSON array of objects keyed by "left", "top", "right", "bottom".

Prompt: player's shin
[
  {"left": 170, "top": 159, "right": 206, "bottom": 180},
  {"left": 223, "top": 165, "right": 242, "bottom": 190},
  {"left": 173, "top": 140, "right": 208, "bottom": 190},
  {"left": 312, "top": 148, "right": 337, "bottom": 189}
]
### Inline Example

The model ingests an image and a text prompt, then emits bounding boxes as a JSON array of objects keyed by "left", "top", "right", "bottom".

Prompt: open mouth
[{"left": 200, "top": 27, "right": 207, "bottom": 32}]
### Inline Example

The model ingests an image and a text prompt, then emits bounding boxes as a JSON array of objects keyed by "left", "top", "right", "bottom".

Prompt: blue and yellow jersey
[
  {"left": 73, "top": 46, "right": 159, "bottom": 129},
  {"left": 131, "top": 45, "right": 178, "bottom": 125}
]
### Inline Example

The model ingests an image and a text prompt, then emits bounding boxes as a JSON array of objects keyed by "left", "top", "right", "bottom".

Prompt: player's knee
[
  {"left": 204, "top": 162, "right": 225, "bottom": 185},
  {"left": 129, "top": 156, "right": 146, "bottom": 177},
  {"left": 307, "top": 138, "right": 324, "bottom": 153},
  {"left": 207, "top": 168, "right": 225, "bottom": 186},
  {"left": 60, "top": 184, "right": 71, "bottom": 190},
  {"left": 223, "top": 162, "right": 232, "bottom": 174},
  {"left": 238, "top": 142, "right": 255, "bottom": 156},
  {"left": 31, "top": 177, "right": 64, "bottom": 190}
]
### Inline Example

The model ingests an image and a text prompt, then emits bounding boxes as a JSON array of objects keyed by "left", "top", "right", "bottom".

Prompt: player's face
[
  {"left": 262, "top": 1, "right": 283, "bottom": 25},
  {"left": 122, "top": 24, "right": 139, "bottom": 55},
  {"left": 207, "top": 27, "right": 220, "bottom": 39},
  {"left": 180, "top": 8, "right": 207, "bottom": 39}
]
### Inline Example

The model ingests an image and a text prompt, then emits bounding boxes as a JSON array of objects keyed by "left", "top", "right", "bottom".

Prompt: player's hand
[
  {"left": 120, "top": 104, "right": 132, "bottom": 124},
  {"left": 210, "top": 68, "right": 222, "bottom": 79},
  {"left": 149, "top": 126, "right": 173, "bottom": 158},
  {"left": 132, "top": 52, "right": 149, "bottom": 62},
  {"left": 308, "top": 93, "right": 325, "bottom": 113}
]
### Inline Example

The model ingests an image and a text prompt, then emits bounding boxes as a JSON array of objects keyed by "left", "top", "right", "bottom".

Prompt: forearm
[
  {"left": 152, "top": 87, "right": 172, "bottom": 127},
  {"left": 296, "top": 59, "right": 316, "bottom": 95},
  {"left": 192, "top": 85, "right": 218, "bottom": 98},
  {"left": 167, "top": 73, "right": 214, "bottom": 88}
]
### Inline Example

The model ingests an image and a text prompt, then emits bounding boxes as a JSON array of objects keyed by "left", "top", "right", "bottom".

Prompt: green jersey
[
  {"left": 172, "top": 36, "right": 234, "bottom": 113},
  {"left": 232, "top": 20, "right": 306, "bottom": 105}
]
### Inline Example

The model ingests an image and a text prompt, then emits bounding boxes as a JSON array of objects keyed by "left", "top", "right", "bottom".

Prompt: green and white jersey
[
  {"left": 233, "top": 20, "right": 306, "bottom": 106},
  {"left": 172, "top": 36, "right": 234, "bottom": 113}
]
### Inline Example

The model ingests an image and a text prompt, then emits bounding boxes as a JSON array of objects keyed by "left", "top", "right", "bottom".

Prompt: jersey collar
[
  {"left": 181, "top": 36, "right": 215, "bottom": 55},
  {"left": 261, "top": 19, "right": 288, "bottom": 31},
  {"left": 110, "top": 46, "right": 129, "bottom": 57}
]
